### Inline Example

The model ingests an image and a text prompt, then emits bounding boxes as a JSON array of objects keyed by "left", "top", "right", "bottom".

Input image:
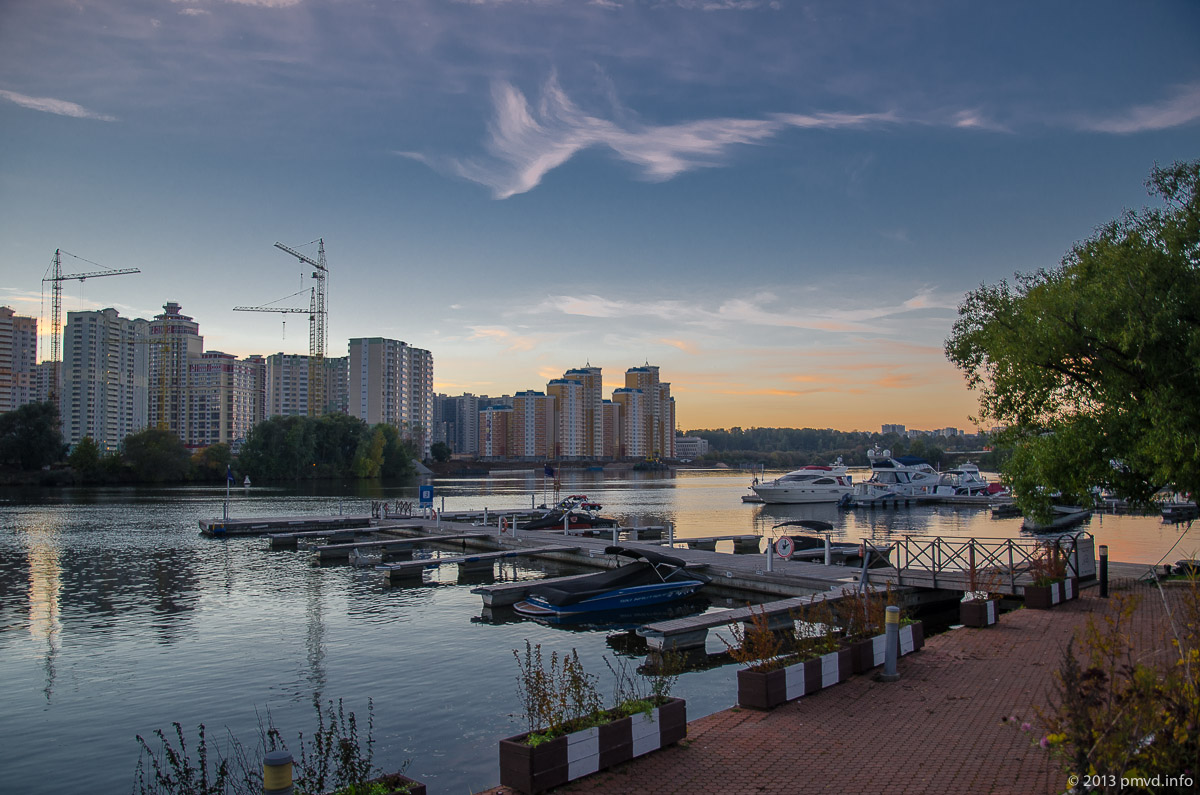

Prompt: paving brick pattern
[{"left": 480, "top": 582, "right": 1187, "bottom": 795}]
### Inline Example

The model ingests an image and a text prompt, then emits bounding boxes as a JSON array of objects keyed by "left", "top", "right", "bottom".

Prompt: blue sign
[{"left": 419, "top": 485, "right": 434, "bottom": 507}]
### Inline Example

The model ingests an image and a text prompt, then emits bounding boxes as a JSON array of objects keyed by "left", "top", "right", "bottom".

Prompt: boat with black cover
[{"left": 513, "top": 546, "right": 710, "bottom": 617}]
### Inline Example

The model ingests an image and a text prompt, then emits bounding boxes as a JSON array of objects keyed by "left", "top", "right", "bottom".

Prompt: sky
[{"left": 1, "top": 0, "right": 1198, "bottom": 433}]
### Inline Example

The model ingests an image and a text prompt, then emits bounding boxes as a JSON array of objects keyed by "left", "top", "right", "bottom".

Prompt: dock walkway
[{"left": 483, "top": 581, "right": 1184, "bottom": 795}]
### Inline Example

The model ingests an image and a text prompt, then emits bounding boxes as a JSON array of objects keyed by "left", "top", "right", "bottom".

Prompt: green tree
[
  {"left": 376, "top": 423, "right": 416, "bottom": 479},
  {"left": 123, "top": 429, "right": 193, "bottom": 482},
  {"left": 0, "top": 402, "right": 64, "bottom": 470},
  {"left": 191, "top": 443, "right": 231, "bottom": 481},
  {"left": 430, "top": 442, "right": 452, "bottom": 463},
  {"left": 68, "top": 436, "right": 101, "bottom": 475},
  {"left": 946, "top": 161, "right": 1200, "bottom": 517},
  {"left": 353, "top": 427, "right": 385, "bottom": 478}
]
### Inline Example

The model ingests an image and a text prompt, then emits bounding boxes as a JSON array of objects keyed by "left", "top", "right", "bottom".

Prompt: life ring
[
  {"left": 501, "top": 517, "right": 509, "bottom": 532},
  {"left": 569, "top": 515, "right": 579, "bottom": 524}
]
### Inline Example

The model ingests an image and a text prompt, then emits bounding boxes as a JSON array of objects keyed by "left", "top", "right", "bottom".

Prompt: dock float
[
  {"left": 636, "top": 585, "right": 860, "bottom": 652},
  {"left": 269, "top": 528, "right": 377, "bottom": 549},
  {"left": 375, "top": 544, "right": 580, "bottom": 585},
  {"left": 311, "top": 532, "right": 492, "bottom": 562},
  {"left": 200, "top": 514, "right": 373, "bottom": 537},
  {"left": 681, "top": 535, "right": 762, "bottom": 554}
]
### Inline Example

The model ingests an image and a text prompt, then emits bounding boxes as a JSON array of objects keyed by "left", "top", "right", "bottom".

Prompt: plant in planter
[
  {"left": 727, "top": 600, "right": 852, "bottom": 710},
  {"left": 837, "top": 586, "right": 891, "bottom": 673},
  {"left": 500, "top": 641, "right": 686, "bottom": 795},
  {"left": 960, "top": 568, "right": 1003, "bottom": 627},
  {"left": 1024, "top": 542, "right": 1078, "bottom": 609}
]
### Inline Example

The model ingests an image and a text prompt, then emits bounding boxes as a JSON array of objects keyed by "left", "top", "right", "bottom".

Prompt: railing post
[{"left": 1007, "top": 540, "right": 1015, "bottom": 593}]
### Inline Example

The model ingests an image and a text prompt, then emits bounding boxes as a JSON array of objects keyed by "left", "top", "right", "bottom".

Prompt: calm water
[{"left": 2, "top": 469, "right": 1197, "bottom": 794}]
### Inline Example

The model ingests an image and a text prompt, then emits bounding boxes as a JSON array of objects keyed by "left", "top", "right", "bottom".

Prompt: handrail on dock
[{"left": 866, "top": 532, "right": 1095, "bottom": 594}]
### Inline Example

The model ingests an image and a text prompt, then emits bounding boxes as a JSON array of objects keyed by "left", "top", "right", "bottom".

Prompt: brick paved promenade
[{"left": 483, "top": 581, "right": 1187, "bottom": 795}]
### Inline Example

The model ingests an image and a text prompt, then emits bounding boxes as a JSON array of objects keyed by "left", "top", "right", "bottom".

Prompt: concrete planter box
[
  {"left": 960, "top": 598, "right": 1001, "bottom": 627},
  {"left": 846, "top": 622, "right": 925, "bottom": 675},
  {"left": 499, "top": 698, "right": 686, "bottom": 794},
  {"left": 1024, "top": 577, "right": 1078, "bottom": 609},
  {"left": 736, "top": 647, "right": 853, "bottom": 710}
]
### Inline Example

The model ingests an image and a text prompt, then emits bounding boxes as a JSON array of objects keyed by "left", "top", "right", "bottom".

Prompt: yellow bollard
[{"left": 263, "top": 750, "right": 293, "bottom": 795}]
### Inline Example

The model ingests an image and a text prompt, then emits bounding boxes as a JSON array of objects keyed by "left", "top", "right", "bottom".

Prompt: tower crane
[
  {"left": 42, "top": 249, "right": 141, "bottom": 407},
  {"left": 233, "top": 239, "right": 328, "bottom": 417}
]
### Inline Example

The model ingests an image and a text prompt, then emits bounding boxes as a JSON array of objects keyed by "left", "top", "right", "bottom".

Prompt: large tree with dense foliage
[
  {"left": 0, "top": 402, "right": 65, "bottom": 470},
  {"left": 945, "top": 161, "right": 1200, "bottom": 517},
  {"left": 237, "top": 414, "right": 416, "bottom": 480},
  {"left": 122, "top": 428, "right": 193, "bottom": 482}
]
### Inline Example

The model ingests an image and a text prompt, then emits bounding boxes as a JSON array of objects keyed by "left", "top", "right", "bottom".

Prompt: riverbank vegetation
[
  {"left": 683, "top": 426, "right": 995, "bottom": 470},
  {"left": 0, "top": 405, "right": 417, "bottom": 485}
]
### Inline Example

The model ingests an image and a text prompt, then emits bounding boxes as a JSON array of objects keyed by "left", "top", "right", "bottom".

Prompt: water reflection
[{"left": 26, "top": 523, "right": 61, "bottom": 703}]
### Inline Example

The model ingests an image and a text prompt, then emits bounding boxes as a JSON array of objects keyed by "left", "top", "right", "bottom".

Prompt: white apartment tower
[
  {"left": 348, "top": 337, "right": 434, "bottom": 457},
  {"left": 624, "top": 365, "right": 675, "bottom": 458},
  {"left": 546, "top": 378, "right": 586, "bottom": 458},
  {"left": 0, "top": 307, "right": 38, "bottom": 413},
  {"left": 563, "top": 365, "right": 603, "bottom": 457},
  {"left": 61, "top": 308, "right": 150, "bottom": 452}
]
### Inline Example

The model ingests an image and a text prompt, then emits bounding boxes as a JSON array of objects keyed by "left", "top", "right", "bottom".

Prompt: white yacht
[
  {"left": 934, "top": 462, "right": 1001, "bottom": 497},
  {"left": 751, "top": 459, "right": 854, "bottom": 504},
  {"left": 855, "top": 447, "right": 943, "bottom": 501}
]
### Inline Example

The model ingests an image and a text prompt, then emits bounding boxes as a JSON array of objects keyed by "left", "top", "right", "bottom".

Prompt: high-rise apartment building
[
  {"left": 624, "top": 365, "right": 675, "bottom": 458},
  {"left": 264, "top": 353, "right": 349, "bottom": 419},
  {"left": 186, "top": 352, "right": 264, "bottom": 450},
  {"left": 0, "top": 307, "right": 38, "bottom": 413},
  {"left": 563, "top": 365, "right": 603, "bottom": 456},
  {"left": 511, "top": 390, "right": 555, "bottom": 459},
  {"left": 61, "top": 308, "right": 150, "bottom": 452},
  {"left": 611, "top": 387, "right": 646, "bottom": 458},
  {"left": 600, "top": 399, "right": 621, "bottom": 459},
  {"left": 478, "top": 404, "right": 512, "bottom": 458},
  {"left": 348, "top": 337, "right": 434, "bottom": 457},
  {"left": 434, "top": 393, "right": 482, "bottom": 455},
  {"left": 546, "top": 378, "right": 586, "bottom": 458},
  {"left": 148, "top": 302, "right": 203, "bottom": 439}
]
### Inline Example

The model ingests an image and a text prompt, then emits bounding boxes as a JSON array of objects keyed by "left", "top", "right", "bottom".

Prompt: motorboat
[
  {"left": 1021, "top": 506, "right": 1092, "bottom": 533},
  {"left": 751, "top": 459, "right": 854, "bottom": 504},
  {"left": 854, "top": 447, "right": 942, "bottom": 501},
  {"left": 523, "top": 495, "right": 618, "bottom": 531},
  {"left": 933, "top": 462, "right": 1006, "bottom": 497},
  {"left": 513, "top": 546, "right": 711, "bottom": 617}
]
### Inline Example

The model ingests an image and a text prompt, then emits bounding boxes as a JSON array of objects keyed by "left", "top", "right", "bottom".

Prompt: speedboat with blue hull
[{"left": 514, "top": 546, "right": 710, "bottom": 617}]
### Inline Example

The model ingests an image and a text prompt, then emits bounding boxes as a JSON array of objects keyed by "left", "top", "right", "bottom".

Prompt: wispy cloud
[
  {"left": 420, "top": 75, "right": 899, "bottom": 198},
  {"left": 1080, "top": 83, "right": 1200, "bottom": 134},
  {"left": 0, "top": 89, "right": 116, "bottom": 121}
]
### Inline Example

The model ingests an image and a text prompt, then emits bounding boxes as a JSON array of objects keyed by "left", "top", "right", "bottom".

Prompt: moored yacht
[
  {"left": 751, "top": 459, "right": 854, "bottom": 504},
  {"left": 854, "top": 447, "right": 942, "bottom": 501}
]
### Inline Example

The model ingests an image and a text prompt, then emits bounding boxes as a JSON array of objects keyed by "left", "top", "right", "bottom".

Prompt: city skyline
[{"left": 2, "top": 1, "right": 1198, "bottom": 432}]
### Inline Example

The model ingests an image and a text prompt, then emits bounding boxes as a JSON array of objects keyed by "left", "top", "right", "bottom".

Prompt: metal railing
[{"left": 865, "top": 532, "right": 1094, "bottom": 593}]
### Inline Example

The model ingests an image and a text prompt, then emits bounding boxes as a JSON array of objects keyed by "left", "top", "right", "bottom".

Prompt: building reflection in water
[{"left": 25, "top": 522, "right": 62, "bottom": 703}]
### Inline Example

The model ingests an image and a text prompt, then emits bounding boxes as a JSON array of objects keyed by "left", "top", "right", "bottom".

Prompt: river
[{"left": 1, "top": 469, "right": 1196, "bottom": 794}]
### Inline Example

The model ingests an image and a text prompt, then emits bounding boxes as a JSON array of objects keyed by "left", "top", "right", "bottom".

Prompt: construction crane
[
  {"left": 42, "top": 249, "right": 141, "bottom": 407},
  {"left": 234, "top": 238, "right": 328, "bottom": 417}
]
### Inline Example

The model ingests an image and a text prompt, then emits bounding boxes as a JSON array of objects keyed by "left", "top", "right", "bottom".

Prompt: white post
[
  {"left": 824, "top": 534, "right": 832, "bottom": 566},
  {"left": 766, "top": 539, "right": 774, "bottom": 572},
  {"left": 612, "top": 524, "right": 619, "bottom": 545},
  {"left": 563, "top": 514, "right": 570, "bottom": 534},
  {"left": 667, "top": 521, "right": 674, "bottom": 547}
]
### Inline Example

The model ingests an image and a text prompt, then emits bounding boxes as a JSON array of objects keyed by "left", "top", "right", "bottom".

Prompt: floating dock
[{"left": 200, "top": 514, "right": 373, "bottom": 536}]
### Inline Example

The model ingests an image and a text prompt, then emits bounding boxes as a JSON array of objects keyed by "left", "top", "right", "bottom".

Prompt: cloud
[
  {"left": 0, "top": 89, "right": 116, "bottom": 121},
  {"left": 660, "top": 338, "right": 698, "bottom": 353},
  {"left": 534, "top": 294, "right": 691, "bottom": 320},
  {"left": 179, "top": 8, "right": 211, "bottom": 15},
  {"left": 466, "top": 325, "right": 539, "bottom": 351},
  {"left": 431, "top": 75, "right": 898, "bottom": 198},
  {"left": 223, "top": 0, "right": 304, "bottom": 7},
  {"left": 1081, "top": 83, "right": 1200, "bottom": 134}
]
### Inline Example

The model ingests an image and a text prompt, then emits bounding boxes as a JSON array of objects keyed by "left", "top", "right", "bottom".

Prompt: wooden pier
[
  {"left": 310, "top": 531, "right": 492, "bottom": 562},
  {"left": 200, "top": 514, "right": 373, "bottom": 536},
  {"left": 375, "top": 544, "right": 581, "bottom": 585}
]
